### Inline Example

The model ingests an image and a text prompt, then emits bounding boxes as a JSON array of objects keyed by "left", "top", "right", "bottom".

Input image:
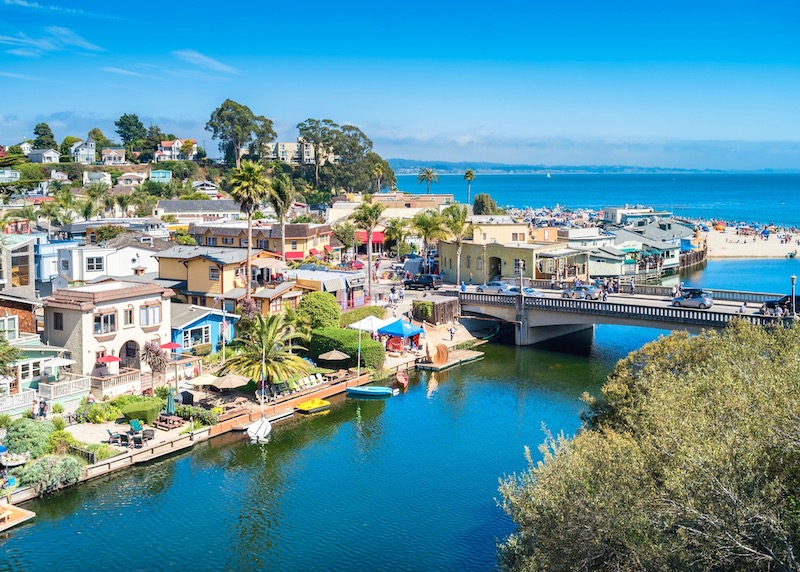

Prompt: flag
[{"left": 221, "top": 320, "right": 229, "bottom": 334}]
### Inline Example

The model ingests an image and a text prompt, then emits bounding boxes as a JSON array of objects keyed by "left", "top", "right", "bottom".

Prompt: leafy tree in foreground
[
  {"left": 297, "top": 291, "right": 341, "bottom": 329},
  {"left": 499, "top": 321, "right": 800, "bottom": 572},
  {"left": 473, "top": 193, "right": 500, "bottom": 215}
]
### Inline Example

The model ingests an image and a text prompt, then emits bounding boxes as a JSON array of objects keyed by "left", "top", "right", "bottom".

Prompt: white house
[
  {"left": 117, "top": 172, "right": 147, "bottom": 186},
  {"left": 43, "top": 280, "right": 174, "bottom": 388},
  {"left": 0, "top": 169, "right": 20, "bottom": 183},
  {"left": 154, "top": 138, "right": 197, "bottom": 162},
  {"left": 71, "top": 138, "right": 96, "bottom": 164},
  {"left": 18, "top": 141, "right": 33, "bottom": 156},
  {"left": 50, "top": 170, "right": 71, "bottom": 183},
  {"left": 191, "top": 180, "right": 220, "bottom": 199},
  {"left": 101, "top": 147, "right": 127, "bottom": 166},
  {"left": 28, "top": 149, "right": 60, "bottom": 163},
  {"left": 82, "top": 171, "right": 112, "bottom": 186},
  {"left": 56, "top": 245, "right": 116, "bottom": 283}
]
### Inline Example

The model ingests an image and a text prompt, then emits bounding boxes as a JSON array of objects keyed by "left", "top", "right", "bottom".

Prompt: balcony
[
  {"left": 0, "top": 389, "right": 36, "bottom": 414},
  {"left": 38, "top": 373, "right": 91, "bottom": 401},
  {"left": 90, "top": 368, "right": 141, "bottom": 400}
]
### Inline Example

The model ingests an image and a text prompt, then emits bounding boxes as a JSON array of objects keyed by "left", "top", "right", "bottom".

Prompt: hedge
[
  {"left": 309, "top": 327, "right": 385, "bottom": 371},
  {"left": 121, "top": 399, "right": 163, "bottom": 425},
  {"left": 175, "top": 404, "right": 218, "bottom": 426},
  {"left": 193, "top": 343, "right": 212, "bottom": 356},
  {"left": 298, "top": 292, "right": 341, "bottom": 329},
  {"left": 5, "top": 419, "right": 55, "bottom": 458},
  {"left": 18, "top": 455, "right": 81, "bottom": 495},
  {"left": 339, "top": 305, "right": 387, "bottom": 327}
]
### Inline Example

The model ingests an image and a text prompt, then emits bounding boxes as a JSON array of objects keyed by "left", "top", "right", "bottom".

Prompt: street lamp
[{"left": 792, "top": 275, "right": 797, "bottom": 317}]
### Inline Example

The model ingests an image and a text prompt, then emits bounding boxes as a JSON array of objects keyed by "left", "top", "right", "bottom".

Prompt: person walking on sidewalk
[{"left": 630, "top": 278, "right": 636, "bottom": 296}]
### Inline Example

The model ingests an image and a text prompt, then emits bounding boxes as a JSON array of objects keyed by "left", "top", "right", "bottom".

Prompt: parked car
[
  {"left": 764, "top": 294, "right": 800, "bottom": 310},
  {"left": 346, "top": 260, "right": 364, "bottom": 270},
  {"left": 562, "top": 285, "right": 602, "bottom": 300},
  {"left": 391, "top": 262, "right": 406, "bottom": 273},
  {"left": 505, "top": 286, "right": 545, "bottom": 297},
  {"left": 672, "top": 290, "right": 714, "bottom": 309},
  {"left": 476, "top": 281, "right": 512, "bottom": 293},
  {"left": 403, "top": 274, "right": 443, "bottom": 290}
]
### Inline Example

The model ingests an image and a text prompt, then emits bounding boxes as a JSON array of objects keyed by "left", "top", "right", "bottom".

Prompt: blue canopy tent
[{"left": 377, "top": 319, "right": 424, "bottom": 338}]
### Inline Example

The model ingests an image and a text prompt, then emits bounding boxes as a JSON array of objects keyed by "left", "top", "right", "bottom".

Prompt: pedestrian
[
  {"left": 399, "top": 286, "right": 405, "bottom": 301},
  {"left": 461, "top": 281, "right": 466, "bottom": 293},
  {"left": 630, "top": 278, "right": 636, "bottom": 296},
  {"left": 550, "top": 276, "right": 555, "bottom": 289},
  {"left": 469, "top": 272, "right": 473, "bottom": 285},
  {"left": 602, "top": 289, "right": 608, "bottom": 302},
  {"left": 38, "top": 399, "right": 47, "bottom": 419},
  {"left": 449, "top": 327, "right": 456, "bottom": 341},
  {"left": 671, "top": 284, "right": 678, "bottom": 299},
  {"left": 738, "top": 302, "right": 746, "bottom": 314}
]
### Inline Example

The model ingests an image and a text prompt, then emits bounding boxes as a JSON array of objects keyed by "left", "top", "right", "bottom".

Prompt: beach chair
[
  {"left": 106, "top": 429, "right": 121, "bottom": 445},
  {"left": 129, "top": 419, "right": 143, "bottom": 433}
]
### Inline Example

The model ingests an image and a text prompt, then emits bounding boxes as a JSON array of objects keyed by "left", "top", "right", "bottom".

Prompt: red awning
[
  {"left": 309, "top": 248, "right": 320, "bottom": 256},
  {"left": 355, "top": 231, "right": 384, "bottom": 244},
  {"left": 324, "top": 244, "right": 333, "bottom": 252},
  {"left": 285, "top": 251, "right": 304, "bottom": 260}
]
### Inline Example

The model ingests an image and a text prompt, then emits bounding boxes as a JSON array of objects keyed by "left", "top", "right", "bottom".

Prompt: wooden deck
[
  {"left": 0, "top": 503, "right": 36, "bottom": 533},
  {"left": 416, "top": 349, "right": 485, "bottom": 372}
]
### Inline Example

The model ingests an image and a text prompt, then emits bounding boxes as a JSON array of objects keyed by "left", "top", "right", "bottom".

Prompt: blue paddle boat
[{"left": 346, "top": 386, "right": 397, "bottom": 398}]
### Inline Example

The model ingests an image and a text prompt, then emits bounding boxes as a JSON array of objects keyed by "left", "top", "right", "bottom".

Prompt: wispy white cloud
[
  {"left": 0, "top": 71, "right": 45, "bottom": 81},
  {"left": 165, "top": 69, "right": 229, "bottom": 82},
  {"left": 3, "top": 0, "right": 123, "bottom": 20},
  {"left": 171, "top": 49, "right": 238, "bottom": 74},
  {"left": 0, "top": 26, "right": 104, "bottom": 57},
  {"left": 102, "top": 66, "right": 155, "bottom": 79}
]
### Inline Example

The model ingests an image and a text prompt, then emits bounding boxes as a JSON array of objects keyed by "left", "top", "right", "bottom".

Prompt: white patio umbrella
[
  {"left": 347, "top": 315, "right": 393, "bottom": 334},
  {"left": 42, "top": 357, "right": 76, "bottom": 368}
]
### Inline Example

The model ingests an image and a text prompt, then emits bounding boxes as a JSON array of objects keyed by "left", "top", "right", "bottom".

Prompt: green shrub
[
  {"left": 298, "top": 292, "right": 341, "bottom": 329},
  {"left": 412, "top": 300, "right": 434, "bottom": 322},
  {"left": 154, "top": 385, "right": 170, "bottom": 400},
  {"left": 18, "top": 455, "right": 81, "bottom": 494},
  {"left": 51, "top": 403, "right": 64, "bottom": 414},
  {"left": 340, "top": 305, "right": 387, "bottom": 327},
  {"left": 120, "top": 399, "right": 162, "bottom": 425},
  {"left": 51, "top": 416, "right": 66, "bottom": 431},
  {"left": 47, "top": 430, "right": 78, "bottom": 455},
  {"left": 5, "top": 419, "right": 55, "bottom": 458},
  {"left": 22, "top": 409, "right": 35, "bottom": 419},
  {"left": 75, "top": 400, "right": 122, "bottom": 424},
  {"left": 175, "top": 404, "right": 218, "bottom": 426},
  {"left": 192, "top": 343, "right": 212, "bottom": 356},
  {"left": 85, "top": 443, "right": 121, "bottom": 462},
  {"left": 0, "top": 414, "right": 12, "bottom": 429},
  {"left": 310, "top": 327, "right": 385, "bottom": 371}
]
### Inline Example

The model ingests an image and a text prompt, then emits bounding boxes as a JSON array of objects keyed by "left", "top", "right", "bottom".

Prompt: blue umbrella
[
  {"left": 166, "top": 387, "right": 176, "bottom": 415},
  {"left": 0, "top": 445, "right": 7, "bottom": 454},
  {"left": 377, "top": 319, "right": 424, "bottom": 339}
]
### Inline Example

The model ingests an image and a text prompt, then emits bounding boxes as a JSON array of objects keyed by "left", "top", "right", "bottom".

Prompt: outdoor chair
[
  {"left": 106, "top": 429, "right": 121, "bottom": 445},
  {"left": 315, "top": 373, "right": 325, "bottom": 384},
  {"left": 120, "top": 434, "right": 131, "bottom": 448},
  {"left": 142, "top": 429, "right": 155, "bottom": 443},
  {"left": 129, "top": 419, "right": 143, "bottom": 433},
  {"left": 132, "top": 435, "right": 145, "bottom": 448}
]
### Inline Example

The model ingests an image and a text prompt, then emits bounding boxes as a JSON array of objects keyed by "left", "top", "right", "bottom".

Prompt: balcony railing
[
  {"left": 90, "top": 368, "right": 141, "bottom": 395},
  {"left": 0, "top": 389, "right": 36, "bottom": 413},
  {"left": 38, "top": 373, "right": 91, "bottom": 401}
]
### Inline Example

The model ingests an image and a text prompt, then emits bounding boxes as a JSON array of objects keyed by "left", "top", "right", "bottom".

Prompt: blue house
[
  {"left": 170, "top": 304, "right": 238, "bottom": 354},
  {"left": 149, "top": 169, "right": 173, "bottom": 184}
]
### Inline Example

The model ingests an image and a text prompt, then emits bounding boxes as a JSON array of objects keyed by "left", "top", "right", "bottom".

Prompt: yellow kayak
[{"left": 295, "top": 398, "right": 331, "bottom": 414}]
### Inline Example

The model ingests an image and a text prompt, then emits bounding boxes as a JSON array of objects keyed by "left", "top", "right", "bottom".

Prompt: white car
[
  {"left": 505, "top": 286, "right": 545, "bottom": 297},
  {"left": 476, "top": 281, "right": 511, "bottom": 293}
]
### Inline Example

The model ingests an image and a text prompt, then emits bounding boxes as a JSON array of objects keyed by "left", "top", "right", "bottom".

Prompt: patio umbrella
[
  {"left": 161, "top": 342, "right": 181, "bottom": 350},
  {"left": 348, "top": 315, "right": 392, "bottom": 334},
  {"left": 166, "top": 386, "right": 176, "bottom": 415},
  {"left": 212, "top": 374, "right": 249, "bottom": 390},
  {"left": 97, "top": 355, "right": 121, "bottom": 363},
  {"left": 0, "top": 445, "right": 7, "bottom": 454},
  {"left": 318, "top": 349, "right": 351, "bottom": 361},
  {"left": 188, "top": 373, "right": 218, "bottom": 399},
  {"left": 42, "top": 357, "right": 76, "bottom": 368}
]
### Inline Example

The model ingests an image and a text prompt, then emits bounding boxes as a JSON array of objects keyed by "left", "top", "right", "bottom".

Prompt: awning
[
  {"left": 355, "top": 231, "right": 384, "bottom": 244},
  {"left": 324, "top": 245, "right": 333, "bottom": 252},
  {"left": 322, "top": 277, "right": 346, "bottom": 292},
  {"left": 309, "top": 248, "right": 320, "bottom": 256},
  {"left": 285, "top": 251, "right": 304, "bottom": 260}
]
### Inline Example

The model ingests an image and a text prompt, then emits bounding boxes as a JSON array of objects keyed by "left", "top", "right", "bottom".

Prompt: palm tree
[
  {"left": 464, "top": 169, "right": 475, "bottom": 205},
  {"left": 417, "top": 167, "right": 439, "bottom": 195},
  {"left": 349, "top": 202, "right": 385, "bottom": 302},
  {"left": 372, "top": 163, "right": 384, "bottom": 193},
  {"left": 269, "top": 174, "right": 297, "bottom": 260},
  {"left": 77, "top": 199, "right": 96, "bottom": 221},
  {"left": 228, "top": 160, "right": 271, "bottom": 299},
  {"left": 384, "top": 217, "right": 409, "bottom": 257},
  {"left": 116, "top": 194, "right": 132, "bottom": 217},
  {"left": 219, "top": 313, "right": 310, "bottom": 391},
  {"left": 102, "top": 194, "right": 116, "bottom": 216},
  {"left": 38, "top": 201, "right": 63, "bottom": 235},
  {"left": 442, "top": 204, "right": 474, "bottom": 285},
  {"left": 55, "top": 188, "right": 76, "bottom": 213},
  {"left": 412, "top": 209, "right": 447, "bottom": 259},
  {"left": 86, "top": 182, "right": 109, "bottom": 213},
  {"left": 10, "top": 204, "right": 39, "bottom": 225}
]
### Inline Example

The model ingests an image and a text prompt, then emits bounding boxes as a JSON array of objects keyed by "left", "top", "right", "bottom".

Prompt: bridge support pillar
[{"left": 516, "top": 322, "right": 594, "bottom": 346}]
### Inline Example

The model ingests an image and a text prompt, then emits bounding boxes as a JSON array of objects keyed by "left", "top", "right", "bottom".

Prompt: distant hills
[{"left": 387, "top": 159, "right": 799, "bottom": 175}]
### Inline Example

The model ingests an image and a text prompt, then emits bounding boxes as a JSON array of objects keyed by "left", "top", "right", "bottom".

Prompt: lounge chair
[
  {"left": 129, "top": 419, "right": 143, "bottom": 433},
  {"left": 315, "top": 373, "right": 325, "bottom": 384},
  {"left": 107, "top": 429, "right": 121, "bottom": 445}
]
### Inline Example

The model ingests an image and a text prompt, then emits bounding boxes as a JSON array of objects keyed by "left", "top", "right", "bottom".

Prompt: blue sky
[{"left": 1, "top": 0, "right": 799, "bottom": 169}]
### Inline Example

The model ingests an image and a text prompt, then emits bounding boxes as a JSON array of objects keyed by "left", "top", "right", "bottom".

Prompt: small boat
[
  {"left": 295, "top": 398, "right": 331, "bottom": 414},
  {"left": 346, "top": 386, "right": 397, "bottom": 398},
  {"left": 546, "top": 173, "right": 551, "bottom": 179},
  {"left": 246, "top": 416, "right": 272, "bottom": 443},
  {"left": 481, "top": 324, "right": 501, "bottom": 340},
  {"left": 0, "top": 452, "right": 30, "bottom": 468}
]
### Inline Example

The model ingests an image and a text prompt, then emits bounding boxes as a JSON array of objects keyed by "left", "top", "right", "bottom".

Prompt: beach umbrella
[
  {"left": 161, "top": 342, "right": 181, "bottom": 350},
  {"left": 318, "top": 349, "right": 351, "bottom": 361},
  {"left": 97, "top": 355, "right": 121, "bottom": 363},
  {"left": 166, "top": 387, "right": 176, "bottom": 415},
  {"left": 212, "top": 374, "right": 250, "bottom": 390}
]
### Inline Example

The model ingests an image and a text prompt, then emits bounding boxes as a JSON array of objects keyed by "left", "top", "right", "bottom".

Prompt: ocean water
[{"left": 396, "top": 173, "right": 800, "bottom": 227}]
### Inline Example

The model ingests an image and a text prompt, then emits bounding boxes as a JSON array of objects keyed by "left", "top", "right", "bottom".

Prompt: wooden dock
[
  {"left": 416, "top": 349, "right": 484, "bottom": 372},
  {"left": 0, "top": 503, "right": 35, "bottom": 533}
]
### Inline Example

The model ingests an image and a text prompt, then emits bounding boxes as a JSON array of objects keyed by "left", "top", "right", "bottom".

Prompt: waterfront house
[
  {"left": 27, "top": 149, "right": 59, "bottom": 164},
  {"left": 149, "top": 169, "right": 172, "bottom": 184},
  {"left": 284, "top": 268, "right": 366, "bottom": 310},
  {"left": 71, "top": 138, "right": 96, "bottom": 164},
  {"left": 607, "top": 227, "right": 681, "bottom": 277},
  {"left": 252, "top": 281, "right": 305, "bottom": 316},
  {"left": 170, "top": 303, "right": 238, "bottom": 355},
  {"left": 101, "top": 147, "right": 127, "bottom": 166},
  {"left": 44, "top": 279, "right": 174, "bottom": 398},
  {"left": 153, "top": 199, "right": 242, "bottom": 222}
]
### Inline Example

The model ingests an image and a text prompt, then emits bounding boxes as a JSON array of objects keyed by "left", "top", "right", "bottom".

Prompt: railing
[
  {"left": 69, "top": 445, "right": 97, "bottom": 465},
  {"left": 0, "top": 389, "right": 36, "bottom": 413},
  {"left": 38, "top": 373, "right": 91, "bottom": 401},
  {"left": 90, "top": 368, "right": 141, "bottom": 391}
]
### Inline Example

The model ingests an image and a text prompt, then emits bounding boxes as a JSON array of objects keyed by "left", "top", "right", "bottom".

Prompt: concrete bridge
[{"left": 455, "top": 285, "right": 788, "bottom": 345}]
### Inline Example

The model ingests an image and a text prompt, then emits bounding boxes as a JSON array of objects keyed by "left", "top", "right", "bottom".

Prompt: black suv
[
  {"left": 765, "top": 294, "right": 800, "bottom": 309},
  {"left": 403, "top": 274, "right": 443, "bottom": 290}
]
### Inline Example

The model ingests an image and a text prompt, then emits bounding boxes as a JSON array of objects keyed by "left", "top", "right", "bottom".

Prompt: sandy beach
[{"left": 705, "top": 227, "right": 798, "bottom": 258}]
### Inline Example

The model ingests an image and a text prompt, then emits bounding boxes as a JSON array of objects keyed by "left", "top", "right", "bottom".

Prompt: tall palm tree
[
  {"left": 372, "top": 163, "right": 384, "bottom": 193},
  {"left": 442, "top": 204, "right": 474, "bottom": 285},
  {"left": 116, "top": 194, "right": 132, "bottom": 217},
  {"left": 77, "top": 199, "right": 96, "bottom": 221},
  {"left": 269, "top": 174, "right": 297, "bottom": 260},
  {"left": 417, "top": 167, "right": 439, "bottom": 195},
  {"left": 349, "top": 202, "right": 385, "bottom": 302},
  {"left": 10, "top": 204, "right": 39, "bottom": 224},
  {"left": 219, "top": 313, "right": 310, "bottom": 391},
  {"left": 463, "top": 169, "right": 475, "bottom": 205},
  {"left": 55, "top": 188, "right": 76, "bottom": 213},
  {"left": 38, "top": 201, "right": 63, "bottom": 235},
  {"left": 384, "top": 217, "right": 409, "bottom": 257},
  {"left": 229, "top": 160, "right": 271, "bottom": 298},
  {"left": 412, "top": 209, "right": 447, "bottom": 258},
  {"left": 86, "top": 182, "right": 109, "bottom": 212},
  {"left": 102, "top": 194, "right": 116, "bottom": 216}
]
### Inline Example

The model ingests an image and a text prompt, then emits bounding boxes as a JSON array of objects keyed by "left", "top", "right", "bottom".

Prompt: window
[
  {"left": 124, "top": 307, "right": 134, "bottom": 326},
  {"left": 0, "top": 316, "right": 18, "bottom": 340},
  {"left": 61, "top": 259, "right": 69, "bottom": 271},
  {"left": 222, "top": 237, "right": 233, "bottom": 245},
  {"left": 11, "top": 248, "right": 30, "bottom": 286},
  {"left": 209, "top": 267, "right": 220, "bottom": 280},
  {"left": 206, "top": 237, "right": 217, "bottom": 246},
  {"left": 94, "top": 313, "right": 116, "bottom": 334},
  {"left": 257, "top": 239, "right": 268, "bottom": 249},
  {"left": 87, "top": 257, "right": 104, "bottom": 272},
  {"left": 191, "top": 296, "right": 202, "bottom": 305},
  {"left": 139, "top": 304, "right": 162, "bottom": 326},
  {"left": 19, "top": 360, "right": 42, "bottom": 381},
  {"left": 240, "top": 239, "right": 248, "bottom": 247},
  {"left": 466, "top": 256, "right": 471, "bottom": 269},
  {"left": 54, "top": 312, "right": 64, "bottom": 330},
  {"left": 477, "top": 258, "right": 483, "bottom": 270},
  {"left": 182, "top": 325, "right": 210, "bottom": 348},
  {"left": 291, "top": 241, "right": 297, "bottom": 250},
  {"left": 224, "top": 300, "right": 235, "bottom": 313}
]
